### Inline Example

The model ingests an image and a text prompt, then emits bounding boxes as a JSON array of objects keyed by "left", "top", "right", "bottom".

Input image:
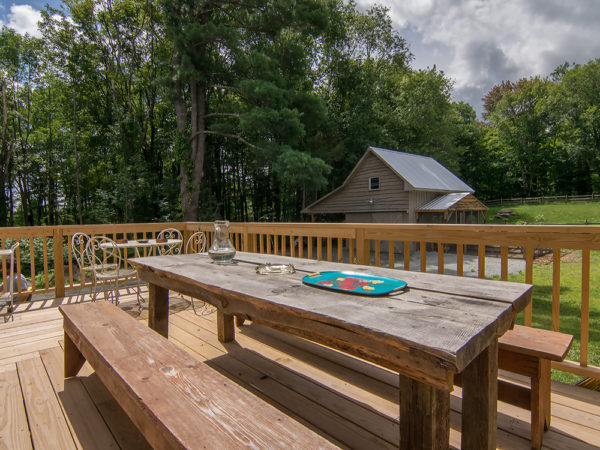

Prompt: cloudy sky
[{"left": 2, "top": 0, "right": 599, "bottom": 115}]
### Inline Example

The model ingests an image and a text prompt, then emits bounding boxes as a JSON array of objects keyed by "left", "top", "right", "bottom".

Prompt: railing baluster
[
  {"left": 16, "top": 245, "right": 22, "bottom": 292},
  {"left": 478, "top": 244, "right": 485, "bottom": 279},
  {"left": 374, "top": 240, "right": 381, "bottom": 267},
  {"left": 349, "top": 238, "right": 354, "bottom": 264},
  {"left": 67, "top": 235, "right": 74, "bottom": 288},
  {"left": 259, "top": 234, "right": 265, "bottom": 254},
  {"left": 420, "top": 242, "right": 426, "bottom": 272},
  {"left": 290, "top": 235, "right": 295, "bottom": 257},
  {"left": 437, "top": 242, "right": 444, "bottom": 275},
  {"left": 29, "top": 237, "right": 36, "bottom": 292},
  {"left": 307, "top": 236, "right": 312, "bottom": 260},
  {"left": 404, "top": 241, "right": 410, "bottom": 271},
  {"left": 500, "top": 246, "right": 508, "bottom": 281},
  {"left": 43, "top": 236, "right": 49, "bottom": 290},
  {"left": 317, "top": 237, "right": 323, "bottom": 261},
  {"left": 581, "top": 249, "right": 590, "bottom": 366},
  {"left": 327, "top": 237, "right": 332, "bottom": 262},
  {"left": 525, "top": 247, "right": 534, "bottom": 326},
  {"left": 388, "top": 240, "right": 394, "bottom": 269},
  {"left": 456, "top": 243, "right": 463, "bottom": 277},
  {"left": 552, "top": 248, "right": 561, "bottom": 332},
  {"left": 337, "top": 238, "right": 342, "bottom": 263}
]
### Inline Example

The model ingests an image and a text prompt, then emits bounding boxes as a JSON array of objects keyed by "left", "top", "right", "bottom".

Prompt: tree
[
  {"left": 484, "top": 77, "right": 556, "bottom": 197},
  {"left": 162, "top": 0, "right": 334, "bottom": 220}
]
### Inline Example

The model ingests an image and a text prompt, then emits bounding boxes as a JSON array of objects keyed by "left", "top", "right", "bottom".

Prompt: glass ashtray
[{"left": 256, "top": 263, "right": 296, "bottom": 275}]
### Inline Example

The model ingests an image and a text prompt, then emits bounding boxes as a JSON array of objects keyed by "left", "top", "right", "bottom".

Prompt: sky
[{"left": 2, "top": 0, "right": 599, "bottom": 115}]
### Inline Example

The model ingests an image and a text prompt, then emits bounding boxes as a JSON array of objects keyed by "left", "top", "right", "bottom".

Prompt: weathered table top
[{"left": 131, "top": 252, "right": 532, "bottom": 389}]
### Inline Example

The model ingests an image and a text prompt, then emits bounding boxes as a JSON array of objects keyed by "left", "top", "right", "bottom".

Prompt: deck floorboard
[{"left": 1, "top": 291, "right": 599, "bottom": 449}]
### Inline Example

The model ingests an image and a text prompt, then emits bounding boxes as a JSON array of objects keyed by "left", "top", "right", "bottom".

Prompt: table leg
[
  {"left": 461, "top": 339, "right": 498, "bottom": 450},
  {"left": 148, "top": 283, "right": 169, "bottom": 338},
  {"left": 399, "top": 374, "right": 450, "bottom": 450},
  {"left": 217, "top": 310, "right": 235, "bottom": 342}
]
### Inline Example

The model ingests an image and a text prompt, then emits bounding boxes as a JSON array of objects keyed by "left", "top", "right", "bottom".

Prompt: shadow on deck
[{"left": 1, "top": 290, "right": 599, "bottom": 449}]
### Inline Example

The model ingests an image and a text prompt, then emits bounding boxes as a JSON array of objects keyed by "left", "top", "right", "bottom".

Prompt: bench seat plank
[
  {"left": 498, "top": 325, "right": 573, "bottom": 361},
  {"left": 59, "top": 302, "right": 336, "bottom": 450}
]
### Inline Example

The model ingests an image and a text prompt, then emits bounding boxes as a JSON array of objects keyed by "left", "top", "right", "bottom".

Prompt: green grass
[
  {"left": 487, "top": 201, "right": 600, "bottom": 224},
  {"left": 499, "top": 251, "right": 600, "bottom": 384},
  {"left": 484, "top": 201, "right": 600, "bottom": 383}
]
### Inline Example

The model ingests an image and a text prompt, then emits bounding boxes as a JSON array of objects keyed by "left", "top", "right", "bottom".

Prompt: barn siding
[
  {"left": 345, "top": 212, "right": 408, "bottom": 223},
  {"left": 308, "top": 153, "right": 409, "bottom": 213},
  {"left": 408, "top": 190, "right": 439, "bottom": 222}
]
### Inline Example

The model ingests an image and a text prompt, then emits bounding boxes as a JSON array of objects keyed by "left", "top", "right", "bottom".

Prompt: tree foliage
[{"left": 1, "top": 1, "right": 599, "bottom": 227}]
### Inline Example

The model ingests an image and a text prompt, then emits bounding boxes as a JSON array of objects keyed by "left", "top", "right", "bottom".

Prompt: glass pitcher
[{"left": 208, "top": 220, "right": 236, "bottom": 264}]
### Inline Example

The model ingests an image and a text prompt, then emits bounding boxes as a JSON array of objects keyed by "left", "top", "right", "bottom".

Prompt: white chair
[
  {"left": 85, "top": 236, "right": 142, "bottom": 305},
  {"left": 71, "top": 232, "right": 93, "bottom": 301},
  {"left": 184, "top": 232, "right": 212, "bottom": 315},
  {"left": 185, "top": 231, "right": 207, "bottom": 255},
  {"left": 1, "top": 242, "right": 20, "bottom": 319},
  {"left": 156, "top": 228, "right": 183, "bottom": 255}
]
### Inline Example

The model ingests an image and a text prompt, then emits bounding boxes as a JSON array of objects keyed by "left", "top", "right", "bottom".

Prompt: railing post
[
  {"left": 356, "top": 227, "right": 369, "bottom": 265},
  {"left": 53, "top": 227, "right": 65, "bottom": 298},
  {"left": 242, "top": 226, "right": 249, "bottom": 253},
  {"left": 183, "top": 223, "right": 193, "bottom": 253}
]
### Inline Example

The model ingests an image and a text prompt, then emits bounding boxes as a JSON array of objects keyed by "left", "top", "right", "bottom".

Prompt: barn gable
[{"left": 302, "top": 152, "right": 409, "bottom": 214}]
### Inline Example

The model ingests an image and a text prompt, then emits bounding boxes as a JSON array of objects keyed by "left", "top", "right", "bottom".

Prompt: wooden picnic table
[{"left": 130, "top": 252, "right": 532, "bottom": 450}]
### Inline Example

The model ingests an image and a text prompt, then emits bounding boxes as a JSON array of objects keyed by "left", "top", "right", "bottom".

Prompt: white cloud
[
  {"left": 356, "top": 0, "right": 600, "bottom": 113},
  {"left": 1, "top": 4, "right": 42, "bottom": 38}
]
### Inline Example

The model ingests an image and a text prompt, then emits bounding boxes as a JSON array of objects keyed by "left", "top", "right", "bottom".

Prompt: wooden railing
[{"left": 1, "top": 222, "right": 599, "bottom": 379}]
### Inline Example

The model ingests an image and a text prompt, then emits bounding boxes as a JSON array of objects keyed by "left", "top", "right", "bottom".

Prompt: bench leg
[
  {"left": 235, "top": 316, "right": 246, "bottom": 327},
  {"left": 461, "top": 339, "right": 498, "bottom": 450},
  {"left": 217, "top": 311, "right": 235, "bottom": 342},
  {"left": 531, "top": 359, "right": 551, "bottom": 450},
  {"left": 64, "top": 331, "right": 86, "bottom": 377},
  {"left": 399, "top": 374, "right": 450, "bottom": 450}
]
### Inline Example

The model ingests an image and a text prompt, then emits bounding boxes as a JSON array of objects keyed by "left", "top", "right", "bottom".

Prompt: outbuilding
[{"left": 302, "top": 146, "right": 487, "bottom": 223}]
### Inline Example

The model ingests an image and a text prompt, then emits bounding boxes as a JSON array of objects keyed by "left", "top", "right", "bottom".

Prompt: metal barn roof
[
  {"left": 416, "top": 192, "right": 471, "bottom": 211},
  {"left": 370, "top": 147, "right": 474, "bottom": 193}
]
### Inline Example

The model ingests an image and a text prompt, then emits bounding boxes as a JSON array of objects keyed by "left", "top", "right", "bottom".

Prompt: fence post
[{"left": 53, "top": 227, "right": 65, "bottom": 298}]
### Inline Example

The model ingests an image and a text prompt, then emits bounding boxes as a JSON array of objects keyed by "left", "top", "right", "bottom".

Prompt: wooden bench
[
  {"left": 456, "top": 325, "right": 573, "bottom": 449},
  {"left": 59, "top": 302, "right": 337, "bottom": 449}
]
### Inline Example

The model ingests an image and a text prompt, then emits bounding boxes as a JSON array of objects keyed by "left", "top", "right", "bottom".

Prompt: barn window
[{"left": 369, "top": 176, "right": 380, "bottom": 190}]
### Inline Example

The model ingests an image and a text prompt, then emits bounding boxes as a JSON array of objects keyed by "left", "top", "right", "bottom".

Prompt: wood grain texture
[
  {"left": 59, "top": 302, "right": 337, "bottom": 449},
  {"left": 0, "top": 365, "right": 33, "bottom": 449},
  {"left": 499, "top": 325, "right": 573, "bottom": 362},
  {"left": 132, "top": 253, "right": 530, "bottom": 375},
  {"left": 461, "top": 340, "right": 498, "bottom": 450},
  {"left": 399, "top": 374, "right": 449, "bottom": 450},
  {"left": 39, "top": 346, "right": 119, "bottom": 450},
  {"left": 148, "top": 283, "right": 168, "bottom": 338},
  {"left": 17, "top": 356, "right": 77, "bottom": 450}
]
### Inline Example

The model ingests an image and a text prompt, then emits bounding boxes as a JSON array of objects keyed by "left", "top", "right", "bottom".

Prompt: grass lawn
[
  {"left": 498, "top": 251, "right": 600, "bottom": 384},
  {"left": 487, "top": 201, "right": 600, "bottom": 224},
  {"left": 484, "top": 202, "right": 600, "bottom": 383}
]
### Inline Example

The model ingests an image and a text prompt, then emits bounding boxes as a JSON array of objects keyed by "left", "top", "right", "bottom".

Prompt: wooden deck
[{"left": 1, "top": 289, "right": 599, "bottom": 449}]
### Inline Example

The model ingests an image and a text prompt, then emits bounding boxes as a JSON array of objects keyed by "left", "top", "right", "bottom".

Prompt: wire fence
[{"left": 486, "top": 193, "right": 599, "bottom": 207}]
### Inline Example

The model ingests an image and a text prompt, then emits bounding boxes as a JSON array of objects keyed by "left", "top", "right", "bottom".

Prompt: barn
[{"left": 302, "top": 147, "right": 487, "bottom": 224}]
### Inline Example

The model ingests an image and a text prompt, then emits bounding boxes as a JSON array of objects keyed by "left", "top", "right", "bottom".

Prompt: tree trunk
[
  {"left": 178, "top": 80, "right": 207, "bottom": 221},
  {"left": 73, "top": 93, "right": 82, "bottom": 224}
]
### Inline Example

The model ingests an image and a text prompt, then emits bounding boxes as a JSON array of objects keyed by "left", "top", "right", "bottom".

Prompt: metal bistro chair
[
  {"left": 85, "top": 236, "right": 143, "bottom": 306},
  {"left": 156, "top": 228, "right": 183, "bottom": 256},
  {"left": 1, "top": 242, "right": 20, "bottom": 320},
  {"left": 184, "top": 231, "right": 212, "bottom": 315}
]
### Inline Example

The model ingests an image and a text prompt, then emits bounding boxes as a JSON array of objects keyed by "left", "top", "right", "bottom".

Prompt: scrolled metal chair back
[
  {"left": 85, "top": 236, "right": 120, "bottom": 276},
  {"left": 185, "top": 232, "right": 207, "bottom": 254},
  {"left": 71, "top": 232, "right": 90, "bottom": 272},
  {"left": 157, "top": 228, "right": 183, "bottom": 255}
]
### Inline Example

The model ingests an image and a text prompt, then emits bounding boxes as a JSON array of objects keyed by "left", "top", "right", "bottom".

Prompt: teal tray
[{"left": 302, "top": 271, "right": 407, "bottom": 296}]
